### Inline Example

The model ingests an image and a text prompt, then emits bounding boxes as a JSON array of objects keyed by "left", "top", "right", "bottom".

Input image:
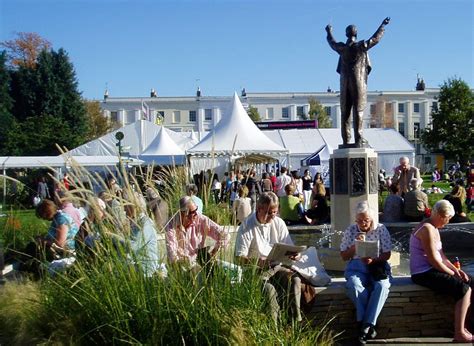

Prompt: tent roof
[
  {"left": 142, "top": 127, "right": 185, "bottom": 156},
  {"left": 187, "top": 93, "right": 288, "bottom": 156},
  {"left": 0, "top": 155, "right": 143, "bottom": 169},
  {"left": 261, "top": 128, "right": 414, "bottom": 155},
  {"left": 69, "top": 120, "right": 197, "bottom": 157}
]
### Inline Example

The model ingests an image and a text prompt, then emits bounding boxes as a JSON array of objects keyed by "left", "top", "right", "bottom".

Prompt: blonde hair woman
[{"left": 410, "top": 200, "right": 473, "bottom": 342}]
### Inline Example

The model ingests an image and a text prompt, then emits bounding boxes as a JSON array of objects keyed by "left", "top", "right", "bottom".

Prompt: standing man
[
  {"left": 234, "top": 192, "right": 303, "bottom": 323},
  {"left": 275, "top": 167, "right": 292, "bottom": 197},
  {"left": 326, "top": 17, "right": 390, "bottom": 147},
  {"left": 392, "top": 156, "right": 421, "bottom": 195}
]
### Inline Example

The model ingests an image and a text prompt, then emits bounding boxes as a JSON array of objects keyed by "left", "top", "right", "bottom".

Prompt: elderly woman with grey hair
[
  {"left": 410, "top": 200, "right": 473, "bottom": 342},
  {"left": 121, "top": 190, "right": 167, "bottom": 277},
  {"left": 165, "top": 196, "right": 228, "bottom": 267},
  {"left": 340, "top": 201, "right": 392, "bottom": 345}
]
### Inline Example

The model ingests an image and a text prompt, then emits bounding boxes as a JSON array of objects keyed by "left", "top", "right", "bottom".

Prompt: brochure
[
  {"left": 267, "top": 243, "right": 307, "bottom": 264},
  {"left": 355, "top": 239, "right": 379, "bottom": 258}
]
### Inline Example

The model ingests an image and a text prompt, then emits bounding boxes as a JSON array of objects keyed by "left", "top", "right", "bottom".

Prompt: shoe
[
  {"left": 357, "top": 334, "right": 367, "bottom": 345},
  {"left": 368, "top": 325, "right": 377, "bottom": 340}
]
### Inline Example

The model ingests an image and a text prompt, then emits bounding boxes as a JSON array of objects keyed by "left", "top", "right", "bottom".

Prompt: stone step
[{"left": 367, "top": 337, "right": 453, "bottom": 345}]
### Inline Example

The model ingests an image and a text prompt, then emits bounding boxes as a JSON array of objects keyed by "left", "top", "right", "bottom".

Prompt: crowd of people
[
  {"left": 7, "top": 159, "right": 473, "bottom": 343},
  {"left": 380, "top": 157, "right": 472, "bottom": 223}
]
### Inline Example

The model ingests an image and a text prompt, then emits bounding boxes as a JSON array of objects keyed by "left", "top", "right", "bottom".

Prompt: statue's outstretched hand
[
  {"left": 325, "top": 24, "right": 332, "bottom": 33},
  {"left": 383, "top": 17, "right": 390, "bottom": 25}
]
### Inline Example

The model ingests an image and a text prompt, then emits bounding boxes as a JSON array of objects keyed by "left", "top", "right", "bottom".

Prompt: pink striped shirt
[{"left": 165, "top": 213, "right": 229, "bottom": 264}]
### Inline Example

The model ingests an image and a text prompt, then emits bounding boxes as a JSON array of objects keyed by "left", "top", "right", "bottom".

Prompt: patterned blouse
[{"left": 340, "top": 223, "right": 392, "bottom": 259}]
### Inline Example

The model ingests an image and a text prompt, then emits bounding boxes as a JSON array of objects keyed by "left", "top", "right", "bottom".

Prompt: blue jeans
[{"left": 345, "top": 259, "right": 391, "bottom": 326}]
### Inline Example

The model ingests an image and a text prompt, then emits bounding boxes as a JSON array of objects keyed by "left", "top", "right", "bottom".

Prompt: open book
[
  {"left": 355, "top": 240, "right": 379, "bottom": 258},
  {"left": 267, "top": 243, "right": 307, "bottom": 265}
]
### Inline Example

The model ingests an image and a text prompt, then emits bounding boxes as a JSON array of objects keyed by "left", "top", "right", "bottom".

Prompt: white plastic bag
[{"left": 291, "top": 246, "right": 331, "bottom": 286}]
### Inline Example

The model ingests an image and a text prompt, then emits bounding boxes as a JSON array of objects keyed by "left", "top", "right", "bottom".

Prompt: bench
[{"left": 307, "top": 276, "right": 455, "bottom": 339}]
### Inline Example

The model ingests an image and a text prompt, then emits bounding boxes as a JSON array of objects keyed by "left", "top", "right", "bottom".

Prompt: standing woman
[
  {"left": 410, "top": 200, "right": 473, "bottom": 342},
  {"left": 302, "top": 169, "right": 313, "bottom": 210},
  {"left": 340, "top": 201, "right": 392, "bottom": 344}
]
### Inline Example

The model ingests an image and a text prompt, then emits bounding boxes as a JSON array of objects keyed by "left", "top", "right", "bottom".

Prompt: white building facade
[{"left": 100, "top": 88, "right": 440, "bottom": 169}]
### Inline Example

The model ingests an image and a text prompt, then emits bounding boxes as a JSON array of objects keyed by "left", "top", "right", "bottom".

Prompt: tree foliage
[
  {"left": 1, "top": 32, "right": 90, "bottom": 156},
  {"left": 84, "top": 100, "right": 113, "bottom": 141},
  {"left": 308, "top": 97, "right": 332, "bottom": 128},
  {"left": 0, "top": 51, "right": 14, "bottom": 155},
  {"left": 247, "top": 106, "right": 261, "bottom": 122},
  {"left": 421, "top": 78, "right": 474, "bottom": 164},
  {"left": 0, "top": 32, "right": 51, "bottom": 68}
]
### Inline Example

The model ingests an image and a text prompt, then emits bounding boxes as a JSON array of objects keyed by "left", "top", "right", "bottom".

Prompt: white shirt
[
  {"left": 275, "top": 173, "right": 292, "bottom": 197},
  {"left": 235, "top": 213, "right": 293, "bottom": 259}
]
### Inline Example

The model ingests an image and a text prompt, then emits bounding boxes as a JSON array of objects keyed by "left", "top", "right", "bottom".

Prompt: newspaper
[
  {"left": 267, "top": 243, "right": 307, "bottom": 265},
  {"left": 355, "top": 240, "right": 379, "bottom": 258}
]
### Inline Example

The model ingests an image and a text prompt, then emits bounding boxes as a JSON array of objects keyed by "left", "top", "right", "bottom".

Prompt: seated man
[
  {"left": 404, "top": 178, "right": 429, "bottom": 222},
  {"left": 234, "top": 192, "right": 304, "bottom": 323},
  {"left": 166, "top": 196, "right": 229, "bottom": 269},
  {"left": 279, "top": 184, "right": 304, "bottom": 225}
]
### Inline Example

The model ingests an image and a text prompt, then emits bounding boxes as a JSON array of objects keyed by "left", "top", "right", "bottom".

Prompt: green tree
[
  {"left": 308, "top": 96, "right": 332, "bottom": 128},
  {"left": 5, "top": 47, "right": 89, "bottom": 155},
  {"left": 84, "top": 100, "right": 112, "bottom": 141},
  {"left": 421, "top": 78, "right": 474, "bottom": 165},
  {"left": 247, "top": 105, "right": 261, "bottom": 122},
  {"left": 0, "top": 51, "right": 14, "bottom": 155}
]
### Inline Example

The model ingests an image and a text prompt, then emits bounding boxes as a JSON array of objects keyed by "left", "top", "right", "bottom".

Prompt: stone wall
[{"left": 308, "top": 276, "right": 455, "bottom": 339}]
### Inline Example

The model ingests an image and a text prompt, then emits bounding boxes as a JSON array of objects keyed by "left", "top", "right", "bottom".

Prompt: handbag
[{"left": 368, "top": 260, "right": 390, "bottom": 281}]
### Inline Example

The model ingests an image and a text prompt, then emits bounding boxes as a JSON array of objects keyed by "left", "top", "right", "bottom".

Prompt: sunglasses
[{"left": 187, "top": 208, "right": 198, "bottom": 217}]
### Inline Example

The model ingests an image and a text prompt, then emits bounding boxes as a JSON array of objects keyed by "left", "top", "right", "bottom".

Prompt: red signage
[{"left": 256, "top": 120, "right": 318, "bottom": 130}]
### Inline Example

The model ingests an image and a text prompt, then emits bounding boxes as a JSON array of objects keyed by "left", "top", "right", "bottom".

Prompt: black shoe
[
  {"left": 357, "top": 333, "right": 367, "bottom": 345},
  {"left": 368, "top": 326, "right": 377, "bottom": 340}
]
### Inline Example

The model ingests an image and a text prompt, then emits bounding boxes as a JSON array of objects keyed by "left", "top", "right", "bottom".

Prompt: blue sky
[{"left": 1, "top": 0, "right": 472, "bottom": 99}]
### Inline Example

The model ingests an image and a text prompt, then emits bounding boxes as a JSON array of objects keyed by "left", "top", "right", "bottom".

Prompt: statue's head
[{"left": 345, "top": 25, "right": 357, "bottom": 38}]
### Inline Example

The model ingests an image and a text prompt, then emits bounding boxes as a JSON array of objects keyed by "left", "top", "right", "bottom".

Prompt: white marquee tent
[
  {"left": 140, "top": 127, "right": 186, "bottom": 165},
  {"left": 263, "top": 128, "right": 414, "bottom": 175},
  {"left": 187, "top": 93, "right": 288, "bottom": 175},
  {"left": 69, "top": 120, "right": 197, "bottom": 164}
]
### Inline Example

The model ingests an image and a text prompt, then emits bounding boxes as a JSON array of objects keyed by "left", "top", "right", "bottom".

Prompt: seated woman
[
  {"left": 444, "top": 185, "right": 471, "bottom": 223},
  {"left": 37, "top": 199, "right": 80, "bottom": 256},
  {"left": 340, "top": 201, "right": 392, "bottom": 345},
  {"left": 232, "top": 185, "right": 252, "bottom": 224},
  {"left": 165, "top": 196, "right": 229, "bottom": 269},
  {"left": 381, "top": 184, "right": 404, "bottom": 222},
  {"left": 278, "top": 184, "right": 305, "bottom": 225},
  {"left": 122, "top": 191, "right": 167, "bottom": 277},
  {"left": 410, "top": 200, "right": 473, "bottom": 342},
  {"left": 305, "top": 182, "right": 330, "bottom": 225}
]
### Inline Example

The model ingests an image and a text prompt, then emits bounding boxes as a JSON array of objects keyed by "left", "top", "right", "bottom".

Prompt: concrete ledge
[{"left": 308, "top": 276, "right": 455, "bottom": 339}]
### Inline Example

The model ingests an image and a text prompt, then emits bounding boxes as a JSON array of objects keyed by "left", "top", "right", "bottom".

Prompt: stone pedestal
[{"left": 319, "top": 147, "right": 398, "bottom": 270}]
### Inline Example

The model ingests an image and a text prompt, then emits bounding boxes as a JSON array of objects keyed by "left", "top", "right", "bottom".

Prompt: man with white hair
[
  {"left": 403, "top": 178, "right": 429, "bottom": 222},
  {"left": 392, "top": 156, "right": 420, "bottom": 195}
]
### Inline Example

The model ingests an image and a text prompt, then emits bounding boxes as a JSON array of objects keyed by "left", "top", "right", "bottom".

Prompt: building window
[
  {"left": 205, "top": 109, "right": 212, "bottom": 121},
  {"left": 398, "top": 103, "right": 405, "bottom": 113},
  {"left": 296, "top": 106, "right": 304, "bottom": 117},
  {"left": 189, "top": 110, "right": 196, "bottom": 122},
  {"left": 110, "top": 111, "right": 118, "bottom": 122},
  {"left": 413, "top": 103, "right": 420, "bottom": 113},
  {"left": 325, "top": 106, "right": 331, "bottom": 116},
  {"left": 172, "top": 111, "right": 181, "bottom": 123},
  {"left": 414, "top": 122, "right": 420, "bottom": 139},
  {"left": 398, "top": 122, "right": 405, "bottom": 136},
  {"left": 156, "top": 111, "right": 165, "bottom": 121},
  {"left": 266, "top": 107, "right": 274, "bottom": 120},
  {"left": 282, "top": 107, "right": 289, "bottom": 118},
  {"left": 432, "top": 102, "right": 438, "bottom": 111},
  {"left": 370, "top": 104, "right": 376, "bottom": 114}
]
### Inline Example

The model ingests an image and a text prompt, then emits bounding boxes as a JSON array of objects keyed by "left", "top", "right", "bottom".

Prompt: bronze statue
[{"left": 326, "top": 17, "right": 390, "bottom": 148}]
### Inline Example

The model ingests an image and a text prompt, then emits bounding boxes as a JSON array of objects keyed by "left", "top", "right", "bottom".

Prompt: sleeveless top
[{"left": 409, "top": 223, "right": 442, "bottom": 275}]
